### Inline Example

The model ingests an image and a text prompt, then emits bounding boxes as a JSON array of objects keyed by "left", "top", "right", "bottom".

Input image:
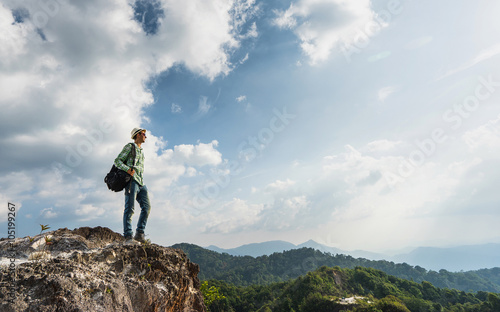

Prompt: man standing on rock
[{"left": 114, "top": 128, "right": 151, "bottom": 244}]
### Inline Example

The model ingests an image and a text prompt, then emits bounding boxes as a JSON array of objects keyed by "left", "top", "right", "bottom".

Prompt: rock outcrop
[{"left": 0, "top": 226, "right": 206, "bottom": 312}]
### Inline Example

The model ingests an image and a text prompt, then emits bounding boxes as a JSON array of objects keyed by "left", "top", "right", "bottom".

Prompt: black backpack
[{"left": 104, "top": 143, "right": 136, "bottom": 192}]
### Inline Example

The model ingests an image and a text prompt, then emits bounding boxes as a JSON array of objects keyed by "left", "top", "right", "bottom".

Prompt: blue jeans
[{"left": 123, "top": 180, "right": 151, "bottom": 238}]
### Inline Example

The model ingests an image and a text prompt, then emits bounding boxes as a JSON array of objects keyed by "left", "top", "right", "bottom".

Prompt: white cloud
[
  {"left": 141, "top": 139, "right": 224, "bottom": 201},
  {"left": 0, "top": 171, "right": 35, "bottom": 201},
  {"left": 172, "top": 140, "right": 222, "bottom": 167},
  {"left": 265, "top": 179, "right": 296, "bottom": 192},
  {"left": 243, "top": 21, "right": 258, "bottom": 39},
  {"left": 437, "top": 43, "right": 500, "bottom": 80},
  {"left": 171, "top": 103, "right": 182, "bottom": 113},
  {"left": 273, "top": 0, "right": 381, "bottom": 64},
  {"left": 75, "top": 204, "right": 105, "bottom": 221},
  {"left": 463, "top": 115, "right": 500, "bottom": 153},
  {"left": 0, "top": 4, "right": 29, "bottom": 65},
  {"left": 231, "top": 0, "right": 259, "bottom": 36},
  {"left": 378, "top": 86, "right": 398, "bottom": 102},
  {"left": 365, "top": 139, "right": 401, "bottom": 152},
  {"left": 236, "top": 94, "right": 252, "bottom": 112},
  {"left": 239, "top": 53, "right": 249, "bottom": 64},
  {"left": 289, "top": 136, "right": 491, "bottom": 250},
  {"left": 40, "top": 207, "right": 57, "bottom": 219},
  {"left": 273, "top": 4, "right": 297, "bottom": 29},
  {"left": 185, "top": 167, "right": 198, "bottom": 177},
  {"left": 404, "top": 36, "right": 433, "bottom": 50},
  {"left": 199, "top": 179, "right": 310, "bottom": 233},
  {"left": 260, "top": 195, "right": 310, "bottom": 230},
  {"left": 202, "top": 198, "right": 263, "bottom": 233},
  {"left": 197, "top": 96, "right": 211, "bottom": 115}
]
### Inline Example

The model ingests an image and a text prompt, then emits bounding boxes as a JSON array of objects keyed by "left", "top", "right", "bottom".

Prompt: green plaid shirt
[{"left": 114, "top": 143, "right": 144, "bottom": 186}]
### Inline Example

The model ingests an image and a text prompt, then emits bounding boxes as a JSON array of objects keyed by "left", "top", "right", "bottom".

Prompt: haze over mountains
[{"left": 206, "top": 240, "right": 500, "bottom": 272}]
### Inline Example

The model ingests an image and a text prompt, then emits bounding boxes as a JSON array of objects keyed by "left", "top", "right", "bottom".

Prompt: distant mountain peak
[
  {"left": 301, "top": 239, "right": 319, "bottom": 244},
  {"left": 202, "top": 239, "right": 500, "bottom": 271},
  {"left": 298, "top": 239, "right": 323, "bottom": 247}
]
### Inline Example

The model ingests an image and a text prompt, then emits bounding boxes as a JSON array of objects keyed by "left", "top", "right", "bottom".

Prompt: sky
[{"left": 1, "top": 0, "right": 500, "bottom": 254}]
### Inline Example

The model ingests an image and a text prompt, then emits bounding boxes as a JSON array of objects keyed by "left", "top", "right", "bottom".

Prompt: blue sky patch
[
  {"left": 132, "top": 0, "right": 164, "bottom": 35},
  {"left": 11, "top": 7, "right": 29, "bottom": 24}
]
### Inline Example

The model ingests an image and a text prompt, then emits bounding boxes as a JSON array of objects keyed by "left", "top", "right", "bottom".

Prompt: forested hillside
[
  {"left": 173, "top": 243, "right": 500, "bottom": 292},
  {"left": 204, "top": 266, "right": 500, "bottom": 312}
]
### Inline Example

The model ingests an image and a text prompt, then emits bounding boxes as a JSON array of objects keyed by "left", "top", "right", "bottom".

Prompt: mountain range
[{"left": 206, "top": 240, "right": 500, "bottom": 271}]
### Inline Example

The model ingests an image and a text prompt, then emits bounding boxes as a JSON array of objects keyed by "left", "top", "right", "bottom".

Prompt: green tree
[
  {"left": 487, "top": 293, "right": 500, "bottom": 311},
  {"left": 201, "top": 281, "right": 226, "bottom": 311},
  {"left": 375, "top": 295, "right": 410, "bottom": 312}
]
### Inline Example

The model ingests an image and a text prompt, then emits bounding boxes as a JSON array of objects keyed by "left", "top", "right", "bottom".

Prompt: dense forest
[
  {"left": 204, "top": 266, "right": 500, "bottom": 311},
  {"left": 173, "top": 243, "right": 500, "bottom": 293}
]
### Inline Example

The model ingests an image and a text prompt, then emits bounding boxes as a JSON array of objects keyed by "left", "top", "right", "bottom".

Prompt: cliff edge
[{"left": 0, "top": 226, "right": 206, "bottom": 312}]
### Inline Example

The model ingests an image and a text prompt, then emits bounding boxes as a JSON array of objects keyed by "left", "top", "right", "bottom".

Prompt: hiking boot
[
  {"left": 134, "top": 232, "right": 146, "bottom": 243},
  {"left": 123, "top": 236, "right": 140, "bottom": 245}
]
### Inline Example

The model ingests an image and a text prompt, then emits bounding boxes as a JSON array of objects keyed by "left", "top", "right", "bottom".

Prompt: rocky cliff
[{"left": 0, "top": 226, "right": 206, "bottom": 312}]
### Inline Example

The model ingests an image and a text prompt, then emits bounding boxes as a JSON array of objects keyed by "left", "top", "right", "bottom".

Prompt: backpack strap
[
  {"left": 125, "top": 143, "right": 137, "bottom": 193},
  {"left": 128, "top": 143, "right": 137, "bottom": 170}
]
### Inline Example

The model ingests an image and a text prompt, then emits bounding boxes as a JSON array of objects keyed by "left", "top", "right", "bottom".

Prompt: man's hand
[{"left": 127, "top": 168, "right": 135, "bottom": 176}]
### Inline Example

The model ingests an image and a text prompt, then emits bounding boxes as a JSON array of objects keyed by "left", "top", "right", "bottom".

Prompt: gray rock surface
[{"left": 0, "top": 226, "right": 206, "bottom": 312}]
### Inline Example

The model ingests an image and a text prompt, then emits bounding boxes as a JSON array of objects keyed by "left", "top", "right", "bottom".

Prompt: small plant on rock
[{"left": 28, "top": 224, "right": 52, "bottom": 261}]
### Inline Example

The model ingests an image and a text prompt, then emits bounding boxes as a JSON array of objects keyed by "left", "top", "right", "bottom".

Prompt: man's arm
[{"left": 114, "top": 144, "right": 134, "bottom": 175}]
